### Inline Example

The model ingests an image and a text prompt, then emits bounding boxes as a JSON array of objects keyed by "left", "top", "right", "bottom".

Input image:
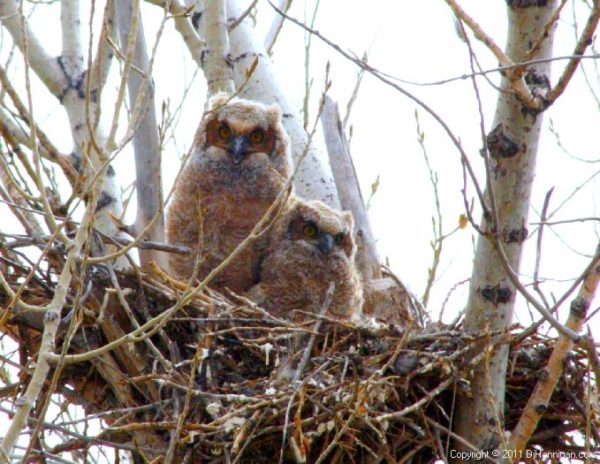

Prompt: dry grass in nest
[{"left": 0, "top": 261, "right": 598, "bottom": 463}]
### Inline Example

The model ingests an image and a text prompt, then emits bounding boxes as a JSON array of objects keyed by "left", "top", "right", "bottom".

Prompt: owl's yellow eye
[
  {"left": 303, "top": 223, "right": 318, "bottom": 238},
  {"left": 218, "top": 125, "right": 231, "bottom": 140},
  {"left": 249, "top": 129, "right": 264, "bottom": 144}
]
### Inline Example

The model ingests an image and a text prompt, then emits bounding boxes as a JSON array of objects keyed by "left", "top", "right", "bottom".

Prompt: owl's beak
[
  {"left": 317, "top": 234, "right": 334, "bottom": 255},
  {"left": 229, "top": 136, "right": 248, "bottom": 164}
]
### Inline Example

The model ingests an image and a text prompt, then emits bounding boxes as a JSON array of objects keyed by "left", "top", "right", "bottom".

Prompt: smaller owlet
[
  {"left": 166, "top": 93, "right": 291, "bottom": 293},
  {"left": 247, "top": 198, "right": 364, "bottom": 320}
]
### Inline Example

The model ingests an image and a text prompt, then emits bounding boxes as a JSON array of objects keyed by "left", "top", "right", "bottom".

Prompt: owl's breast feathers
[
  {"left": 166, "top": 152, "right": 286, "bottom": 292},
  {"left": 256, "top": 242, "right": 361, "bottom": 318}
]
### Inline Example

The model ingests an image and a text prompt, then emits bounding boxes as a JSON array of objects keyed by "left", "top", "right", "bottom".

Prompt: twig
[
  {"left": 509, "top": 243, "right": 600, "bottom": 459},
  {"left": 546, "top": 0, "right": 600, "bottom": 107},
  {"left": 523, "top": 0, "right": 569, "bottom": 62},
  {"left": 391, "top": 53, "right": 600, "bottom": 88},
  {"left": 292, "top": 282, "right": 335, "bottom": 383},
  {"left": 0, "top": 161, "right": 106, "bottom": 457},
  {"left": 533, "top": 188, "right": 554, "bottom": 311},
  {"left": 444, "top": 0, "right": 538, "bottom": 109},
  {"left": 415, "top": 110, "right": 445, "bottom": 308},
  {"left": 164, "top": 329, "right": 206, "bottom": 463},
  {"left": 301, "top": 0, "right": 320, "bottom": 128},
  {"left": 267, "top": 0, "right": 487, "bottom": 215},
  {"left": 343, "top": 51, "right": 368, "bottom": 130},
  {"left": 228, "top": 0, "right": 257, "bottom": 31},
  {"left": 143, "top": 0, "right": 204, "bottom": 65},
  {"left": 107, "top": 0, "right": 140, "bottom": 150},
  {"left": 2, "top": 231, "right": 190, "bottom": 255},
  {"left": 0, "top": 103, "right": 77, "bottom": 185}
]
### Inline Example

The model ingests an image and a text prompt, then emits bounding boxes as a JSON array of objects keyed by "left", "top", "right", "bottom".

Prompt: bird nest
[{"left": 1, "top": 262, "right": 598, "bottom": 463}]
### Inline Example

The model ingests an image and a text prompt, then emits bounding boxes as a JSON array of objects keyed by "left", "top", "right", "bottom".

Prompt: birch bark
[{"left": 453, "top": 0, "right": 558, "bottom": 454}]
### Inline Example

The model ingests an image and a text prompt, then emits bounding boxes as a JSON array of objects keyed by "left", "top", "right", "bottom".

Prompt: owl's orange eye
[
  {"left": 249, "top": 129, "right": 264, "bottom": 144},
  {"left": 218, "top": 125, "right": 231, "bottom": 140},
  {"left": 303, "top": 223, "right": 318, "bottom": 238}
]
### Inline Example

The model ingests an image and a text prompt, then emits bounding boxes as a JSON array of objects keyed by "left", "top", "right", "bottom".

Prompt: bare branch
[
  {"left": 546, "top": 0, "right": 600, "bottom": 106},
  {"left": 89, "top": 0, "right": 118, "bottom": 106},
  {"left": 0, "top": 0, "right": 65, "bottom": 96},
  {"left": 144, "top": 0, "right": 205, "bottom": 65},
  {"left": 263, "top": 0, "right": 292, "bottom": 54},
  {"left": 444, "top": 0, "right": 539, "bottom": 110},
  {"left": 321, "top": 96, "right": 380, "bottom": 282},
  {"left": 115, "top": 0, "right": 168, "bottom": 271},
  {"left": 0, "top": 68, "right": 78, "bottom": 185},
  {"left": 509, "top": 244, "right": 600, "bottom": 458},
  {"left": 0, "top": 165, "right": 109, "bottom": 457}
]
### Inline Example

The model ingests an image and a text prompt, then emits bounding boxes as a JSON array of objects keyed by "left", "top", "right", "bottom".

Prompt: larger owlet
[
  {"left": 247, "top": 198, "right": 364, "bottom": 319},
  {"left": 166, "top": 94, "right": 291, "bottom": 293}
]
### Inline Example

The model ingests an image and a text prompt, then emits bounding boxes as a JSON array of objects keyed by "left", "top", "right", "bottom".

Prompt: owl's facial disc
[
  {"left": 205, "top": 118, "right": 278, "bottom": 163},
  {"left": 288, "top": 218, "right": 347, "bottom": 256}
]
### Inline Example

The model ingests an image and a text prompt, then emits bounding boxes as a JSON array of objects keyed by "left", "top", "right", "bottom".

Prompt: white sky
[{"left": 3, "top": 0, "right": 600, "bottom": 326}]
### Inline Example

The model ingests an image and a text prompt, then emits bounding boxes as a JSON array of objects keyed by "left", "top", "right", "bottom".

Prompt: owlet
[
  {"left": 247, "top": 197, "right": 364, "bottom": 319},
  {"left": 166, "top": 93, "right": 291, "bottom": 293}
]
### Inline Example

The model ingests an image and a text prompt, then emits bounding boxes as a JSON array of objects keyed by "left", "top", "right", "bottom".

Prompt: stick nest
[{"left": 2, "top": 263, "right": 598, "bottom": 463}]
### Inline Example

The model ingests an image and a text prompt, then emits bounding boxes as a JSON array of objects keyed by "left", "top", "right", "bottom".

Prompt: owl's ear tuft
[
  {"left": 342, "top": 211, "right": 355, "bottom": 231},
  {"left": 266, "top": 103, "right": 283, "bottom": 127},
  {"left": 209, "top": 92, "right": 233, "bottom": 111}
]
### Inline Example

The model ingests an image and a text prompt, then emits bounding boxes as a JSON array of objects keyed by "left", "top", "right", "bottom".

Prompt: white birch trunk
[
  {"left": 453, "top": 0, "right": 558, "bottom": 454},
  {"left": 225, "top": 0, "right": 340, "bottom": 207},
  {"left": 200, "top": 0, "right": 235, "bottom": 95},
  {"left": 0, "top": 0, "right": 128, "bottom": 267}
]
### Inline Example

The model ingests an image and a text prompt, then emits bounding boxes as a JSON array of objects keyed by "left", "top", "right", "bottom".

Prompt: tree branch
[
  {"left": 89, "top": 0, "right": 118, "bottom": 110},
  {"left": 0, "top": 68, "right": 78, "bottom": 186},
  {"left": 114, "top": 0, "right": 168, "bottom": 271},
  {"left": 263, "top": 0, "right": 292, "bottom": 54},
  {"left": 144, "top": 0, "right": 205, "bottom": 65},
  {"left": 0, "top": 0, "right": 66, "bottom": 96},
  {"left": 0, "top": 166, "right": 108, "bottom": 458},
  {"left": 508, "top": 244, "right": 600, "bottom": 459},
  {"left": 321, "top": 96, "right": 380, "bottom": 281},
  {"left": 545, "top": 0, "right": 600, "bottom": 106},
  {"left": 444, "top": 0, "right": 540, "bottom": 110}
]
